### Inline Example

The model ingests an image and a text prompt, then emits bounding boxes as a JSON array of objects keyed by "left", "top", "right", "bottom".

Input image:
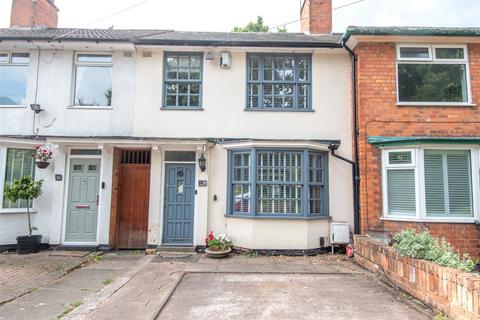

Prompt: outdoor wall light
[
  {"left": 198, "top": 153, "right": 207, "bottom": 172},
  {"left": 30, "top": 103, "right": 44, "bottom": 113}
]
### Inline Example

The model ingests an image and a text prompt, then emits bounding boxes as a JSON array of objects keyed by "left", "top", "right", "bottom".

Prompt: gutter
[{"left": 334, "top": 38, "right": 360, "bottom": 235}]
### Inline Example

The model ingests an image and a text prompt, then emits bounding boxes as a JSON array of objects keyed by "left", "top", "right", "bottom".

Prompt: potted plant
[
  {"left": 33, "top": 144, "right": 52, "bottom": 169},
  {"left": 4, "top": 176, "right": 44, "bottom": 254},
  {"left": 205, "top": 231, "right": 232, "bottom": 258}
]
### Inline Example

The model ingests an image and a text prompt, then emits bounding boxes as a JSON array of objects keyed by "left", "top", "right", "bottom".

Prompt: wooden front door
[{"left": 116, "top": 150, "right": 151, "bottom": 249}]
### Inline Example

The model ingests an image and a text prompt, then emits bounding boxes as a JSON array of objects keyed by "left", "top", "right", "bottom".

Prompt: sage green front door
[{"left": 65, "top": 159, "right": 101, "bottom": 242}]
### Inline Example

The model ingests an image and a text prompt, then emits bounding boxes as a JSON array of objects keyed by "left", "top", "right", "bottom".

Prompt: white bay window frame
[{"left": 381, "top": 145, "right": 479, "bottom": 223}]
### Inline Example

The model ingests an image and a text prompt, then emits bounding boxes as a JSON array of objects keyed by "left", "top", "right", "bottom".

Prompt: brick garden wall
[
  {"left": 354, "top": 235, "right": 480, "bottom": 320},
  {"left": 355, "top": 42, "right": 480, "bottom": 256}
]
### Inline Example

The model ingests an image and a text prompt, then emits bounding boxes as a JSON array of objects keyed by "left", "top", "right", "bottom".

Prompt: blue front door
[{"left": 163, "top": 164, "right": 195, "bottom": 245}]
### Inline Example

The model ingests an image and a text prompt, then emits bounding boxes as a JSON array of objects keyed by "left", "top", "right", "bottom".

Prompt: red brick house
[{"left": 343, "top": 27, "right": 480, "bottom": 256}]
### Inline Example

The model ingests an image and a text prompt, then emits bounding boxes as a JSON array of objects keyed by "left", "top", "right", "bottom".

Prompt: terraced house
[
  {"left": 343, "top": 26, "right": 480, "bottom": 256},
  {"left": 0, "top": 0, "right": 355, "bottom": 252}
]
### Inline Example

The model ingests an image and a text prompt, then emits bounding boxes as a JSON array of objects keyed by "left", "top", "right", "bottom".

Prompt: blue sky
[{"left": 1, "top": 0, "right": 479, "bottom": 32}]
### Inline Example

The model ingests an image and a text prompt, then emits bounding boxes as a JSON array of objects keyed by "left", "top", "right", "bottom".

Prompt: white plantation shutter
[
  {"left": 387, "top": 169, "right": 416, "bottom": 216},
  {"left": 424, "top": 150, "right": 473, "bottom": 217},
  {"left": 3, "top": 148, "right": 35, "bottom": 209}
]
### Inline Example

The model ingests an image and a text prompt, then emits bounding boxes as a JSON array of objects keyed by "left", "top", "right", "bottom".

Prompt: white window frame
[
  {"left": 0, "top": 51, "right": 30, "bottom": 108},
  {"left": 381, "top": 145, "right": 479, "bottom": 223},
  {"left": 0, "top": 145, "right": 38, "bottom": 214},
  {"left": 396, "top": 44, "right": 473, "bottom": 106},
  {"left": 382, "top": 148, "right": 420, "bottom": 218},
  {"left": 71, "top": 52, "right": 113, "bottom": 108}
]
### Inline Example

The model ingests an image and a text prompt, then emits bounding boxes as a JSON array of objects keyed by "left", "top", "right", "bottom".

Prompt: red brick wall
[
  {"left": 355, "top": 42, "right": 480, "bottom": 257},
  {"left": 355, "top": 235, "right": 480, "bottom": 319},
  {"left": 10, "top": 0, "right": 58, "bottom": 28},
  {"left": 300, "top": 0, "right": 332, "bottom": 34}
]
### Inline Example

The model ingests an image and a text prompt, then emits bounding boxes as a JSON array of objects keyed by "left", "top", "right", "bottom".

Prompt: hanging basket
[{"left": 36, "top": 162, "right": 50, "bottom": 169}]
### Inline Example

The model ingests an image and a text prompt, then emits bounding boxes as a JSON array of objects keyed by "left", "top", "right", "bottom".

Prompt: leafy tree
[
  {"left": 233, "top": 16, "right": 287, "bottom": 33},
  {"left": 4, "top": 176, "right": 43, "bottom": 236}
]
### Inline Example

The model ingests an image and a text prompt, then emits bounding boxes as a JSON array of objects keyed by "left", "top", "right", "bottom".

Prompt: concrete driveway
[
  {"left": 158, "top": 272, "right": 429, "bottom": 320},
  {"left": 1, "top": 252, "right": 433, "bottom": 320}
]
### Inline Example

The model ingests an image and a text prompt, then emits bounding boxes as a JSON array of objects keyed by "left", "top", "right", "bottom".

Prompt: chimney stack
[
  {"left": 10, "top": 0, "right": 59, "bottom": 29},
  {"left": 300, "top": 0, "right": 332, "bottom": 34}
]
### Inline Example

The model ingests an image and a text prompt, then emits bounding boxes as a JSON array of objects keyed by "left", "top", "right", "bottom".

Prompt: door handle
[{"left": 96, "top": 195, "right": 99, "bottom": 206}]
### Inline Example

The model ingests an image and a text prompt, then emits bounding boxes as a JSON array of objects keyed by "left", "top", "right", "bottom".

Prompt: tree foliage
[
  {"left": 232, "top": 16, "right": 287, "bottom": 33},
  {"left": 4, "top": 176, "right": 43, "bottom": 236}
]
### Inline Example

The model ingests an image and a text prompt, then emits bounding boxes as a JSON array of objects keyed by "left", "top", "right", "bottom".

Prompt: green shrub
[{"left": 393, "top": 229, "right": 476, "bottom": 273}]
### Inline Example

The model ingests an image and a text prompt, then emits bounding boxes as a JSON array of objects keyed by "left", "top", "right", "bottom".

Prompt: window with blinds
[
  {"left": 3, "top": 148, "right": 35, "bottom": 209},
  {"left": 424, "top": 150, "right": 473, "bottom": 217},
  {"left": 384, "top": 150, "right": 417, "bottom": 216}
]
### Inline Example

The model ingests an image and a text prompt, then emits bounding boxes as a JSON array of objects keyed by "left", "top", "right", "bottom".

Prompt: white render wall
[
  {"left": 0, "top": 49, "right": 136, "bottom": 137},
  {"left": 0, "top": 43, "right": 354, "bottom": 249},
  {"left": 134, "top": 48, "right": 352, "bottom": 142}
]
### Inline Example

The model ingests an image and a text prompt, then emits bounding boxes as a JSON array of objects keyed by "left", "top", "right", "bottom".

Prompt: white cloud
[{"left": 0, "top": 0, "right": 478, "bottom": 32}]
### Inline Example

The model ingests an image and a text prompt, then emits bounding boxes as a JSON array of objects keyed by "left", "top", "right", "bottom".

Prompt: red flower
[
  {"left": 35, "top": 146, "right": 40, "bottom": 149},
  {"left": 208, "top": 231, "right": 214, "bottom": 241}
]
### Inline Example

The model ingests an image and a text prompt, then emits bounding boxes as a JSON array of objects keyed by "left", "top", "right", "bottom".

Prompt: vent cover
[{"left": 121, "top": 150, "right": 151, "bottom": 164}]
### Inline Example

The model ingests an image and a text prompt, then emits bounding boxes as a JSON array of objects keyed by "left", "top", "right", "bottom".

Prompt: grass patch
[
  {"left": 92, "top": 255, "right": 103, "bottom": 263},
  {"left": 102, "top": 278, "right": 114, "bottom": 286},
  {"left": 433, "top": 313, "right": 447, "bottom": 320},
  {"left": 56, "top": 301, "right": 82, "bottom": 319}
]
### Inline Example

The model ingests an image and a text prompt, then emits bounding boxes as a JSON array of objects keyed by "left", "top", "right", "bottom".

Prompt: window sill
[
  {"left": 68, "top": 106, "right": 113, "bottom": 110},
  {"left": 225, "top": 214, "right": 330, "bottom": 220},
  {"left": 0, "top": 105, "right": 27, "bottom": 108},
  {"left": 380, "top": 216, "right": 476, "bottom": 224},
  {"left": 0, "top": 208, "right": 37, "bottom": 214},
  {"left": 396, "top": 102, "right": 476, "bottom": 107},
  {"left": 244, "top": 108, "right": 314, "bottom": 112},
  {"left": 161, "top": 107, "right": 204, "bottom": 111}
]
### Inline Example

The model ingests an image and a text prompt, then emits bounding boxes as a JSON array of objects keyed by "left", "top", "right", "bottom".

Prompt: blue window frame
[
  {"left": 163, "top": 52, "right": 203, "bottom": 109},
  {"left": 246, "top": 54, "right": 312, "bottom": 110},
  {"left": 227, "top": 148, "right": 328, "bottom": 217}
]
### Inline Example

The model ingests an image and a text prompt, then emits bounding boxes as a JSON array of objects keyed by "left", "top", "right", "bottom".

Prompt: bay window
[
  {"left": 382, "top": 148, "right": 475, "bottom": 220},
  {"left": 228, "top": 149, "right": 328, "bottom": 217}
]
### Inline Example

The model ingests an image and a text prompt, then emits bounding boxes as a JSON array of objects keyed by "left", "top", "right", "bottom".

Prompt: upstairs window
[
  {"left": 397, "top": 45, "right": 470, "bottom": 104},
  {"left": 247, "top": 54, "right": 311, "bottom": 110},
  {"left": 163, "top": 52, "right": 203, "bottom": 109},
  {"left": 0, "top": 52, "right": 29, "bottom": 106},
  {"left": 74, "top": 53, "right": 113, "bottom": 107}
]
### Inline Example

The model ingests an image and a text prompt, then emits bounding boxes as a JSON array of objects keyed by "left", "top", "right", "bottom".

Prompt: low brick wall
[{"left": 354, "top": 235, "right": 480, "bottom": 320}]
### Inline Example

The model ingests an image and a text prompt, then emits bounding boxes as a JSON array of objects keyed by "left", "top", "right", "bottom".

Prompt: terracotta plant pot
[
  {"left": 36, "top": 162, "right": 50, "bottom": 169},
  {"left": 205, "top": 247, "right": 232, "bottom": 258}
]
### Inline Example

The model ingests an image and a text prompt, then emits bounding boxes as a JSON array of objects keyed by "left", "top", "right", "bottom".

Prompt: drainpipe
[{"left": 336, "top": 38, "right": 360, "bottom": 235}]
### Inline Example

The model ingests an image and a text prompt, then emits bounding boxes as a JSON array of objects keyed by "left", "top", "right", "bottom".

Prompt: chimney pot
[
  {"left": 300, "top": 0, "right": 332, "bottom": 34},
  {"left": 10, "top": 0, "right": 59, "bottom": 29}
]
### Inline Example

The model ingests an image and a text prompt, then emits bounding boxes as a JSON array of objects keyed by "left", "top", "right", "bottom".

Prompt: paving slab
[
  {"left": 0, "top": 252, "right": 143, "bottom": 320},
  {"left": 0, "top": 250, "right": 94, "bottom": 304},
  {"left": 158, "top": 272, "right": 429, "bottom": 320}
]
